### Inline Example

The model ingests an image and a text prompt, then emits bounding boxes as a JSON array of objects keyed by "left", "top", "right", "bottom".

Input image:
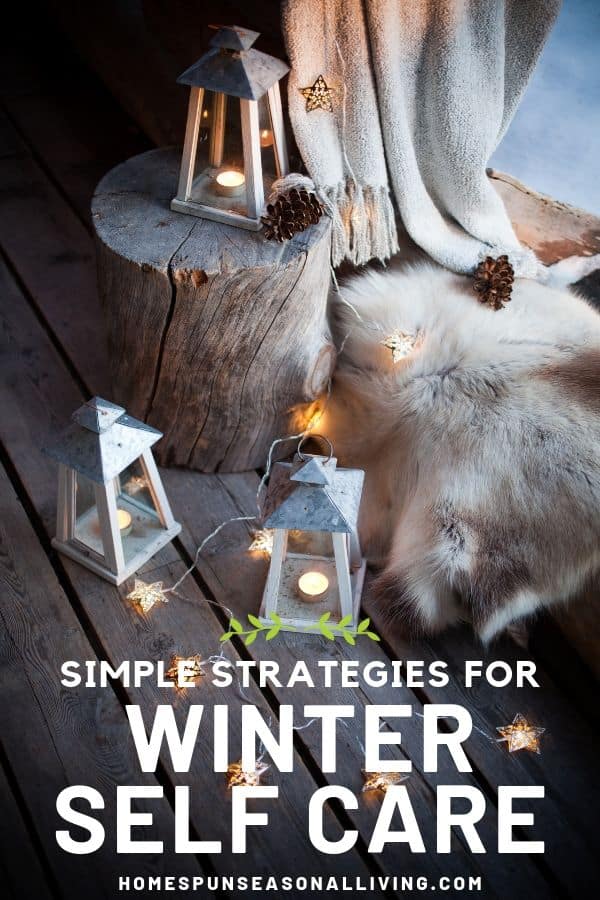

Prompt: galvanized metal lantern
[
  {"left": 171, "top": 25, "right": 290, "bottom": 230},
  {"left": 259, "top": 437, "right": 366, "bottom": 631},
  {"left": 44, "top": 397, "right": 181, "bottom": 585}
]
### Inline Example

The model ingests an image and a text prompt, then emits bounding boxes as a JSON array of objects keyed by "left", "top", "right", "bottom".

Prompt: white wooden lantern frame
[
  {"left": 259, "top": 440, "right": 366, "bottom": 632},
  {"left": 44, "top": 397, "right": 181, "bottom": 585},
  {"left": 171, "top": 25, "right": 289, "bottom": 230}
]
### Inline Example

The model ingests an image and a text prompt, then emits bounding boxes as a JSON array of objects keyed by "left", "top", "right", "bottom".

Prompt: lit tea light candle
[
  {"left": 298, "top": 571, "right": 329, "bottom": 602},
  {"left": 260, "top": 128, "right": 273, "bottom": 148},
  {"left": 215, "top": 170, "right": 245, "bottom": 198},
  {"left": 117, "top": 508, "right": 132, "bottom": 536}
]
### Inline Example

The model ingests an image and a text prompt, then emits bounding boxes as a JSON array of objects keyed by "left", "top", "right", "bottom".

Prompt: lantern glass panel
[
  {"left": 74, "top": 471, "right": 105, "bottom": 559},
  {"left": 190, "top": 91, "right": 242, "bottom": 211},
  {"left": 287, "top": 529, "right": 334, "bottom": 558},
  {"left": 114, "top": 460, "right": 164, "bottom": 564},
  {"left": 257, "top": 94, "right": 277, "bottom": 178},
  {"left": 188, "top": 91, "right": 275, "bottom": 217}
]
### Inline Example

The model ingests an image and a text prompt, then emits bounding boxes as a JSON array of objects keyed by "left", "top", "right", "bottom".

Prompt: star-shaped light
[
  {"left": 381, "top": 330, "right": 418, "bottom": 363},
  {"left": 300, "top": 75, "right": 333, "bottom": 112},
  {"left": 124, "top": 475, "right": 148, "bottom": 495},
  {"left": 226, "top": 760, "right": 270, "bottom": 789},
  {"left": 127, "top": 579, "right": 168, "bottom": 614},
  {"left": 305, "top": 404, "right": 324, "bottom": 431},
  {"left": 248, "top": 529, "right": 274, "bottom": 556},
  {"left": 361, "top": 771, "right": 410, "bottom": 793},
  {"left": 166, "top": 654, "right": 206, "bottom": 688},
  {"left": 496, "top": 713, "right": 546, "bottom": 754}
]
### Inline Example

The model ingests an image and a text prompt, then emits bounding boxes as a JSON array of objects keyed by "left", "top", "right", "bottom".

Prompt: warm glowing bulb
[
  {"left": 496, "top": 714, "right": 546, "bottom": 754},
  {"left": 226, "top": 760, "right": 270, "bottom": 788},
  {"left": 260, "top": 128, "right": 274, "bottom": 147},
  {"left": 249, "top": 529, "right": 274, "bottom": 555},
  {"left": 117, "top": 508, "right": 132, "bottom": 533},
  {"left": 127, "top": 580, "right": 168, "bottom": 614},
  {"left": 306, "top": 408, "right": 323, "bottom": 431},
  {"left": 215, "top": 170, "right": 245, "bottom": 197},
  {"left": 381, "top": 330, "right": 418, "bottom": 363},
  {"left": 166, "top": 654, "right": 205, "bottom": 689},
  {"left": 362, "top": 771, "right": 409, "bottom": 793},
  {"left": 298, "top": 571, "right": 329, "bottom": 601}
]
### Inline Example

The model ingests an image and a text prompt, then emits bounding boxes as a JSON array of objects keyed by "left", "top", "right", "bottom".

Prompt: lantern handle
[{"left": 297, "top": 433, "right": 333, "bottom": 462}]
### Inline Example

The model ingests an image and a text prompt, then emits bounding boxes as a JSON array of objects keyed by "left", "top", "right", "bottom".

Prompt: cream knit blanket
[{"left": 283, "top": 0, "right": 560, "bottom": 275}]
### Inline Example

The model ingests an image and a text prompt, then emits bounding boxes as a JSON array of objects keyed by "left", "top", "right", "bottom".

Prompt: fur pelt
[{"left": 325, "top": 263, "right": 600, "bottom": 642}]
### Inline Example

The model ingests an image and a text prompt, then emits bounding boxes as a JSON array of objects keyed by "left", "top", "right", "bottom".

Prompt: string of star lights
[
  {"left": 108, "top": 50, "right": 548, "bottom": 819},
  {"left": 117, "top": 41, "right": 544, "bottom": 761}
]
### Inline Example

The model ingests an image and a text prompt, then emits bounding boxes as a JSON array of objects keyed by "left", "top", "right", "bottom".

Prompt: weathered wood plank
[
  {"left": 0, "top": 763, "right": 54, "bottom": 900},
  {"left": 0, "top": 257, "right": 379, "bottom": 894},
  {"left": 163, "top": 467, "right": 553, "bottom": 898},
  {"left": 0, "top": 31, "right": 149, "bottom": 226},
  {"left": 0, "top": 112, "right": 110, "bottom": 396},
  {"left": 0, "top": 463, "right": 205, "bottom": 898}
]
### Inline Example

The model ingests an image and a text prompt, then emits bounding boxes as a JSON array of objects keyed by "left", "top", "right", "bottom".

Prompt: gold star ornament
[
  {"left": 497, "top": 713, "right": 546, "bottom": 754},
  {"left": 300, "top": 74, "right": 333, "bottom": 112},
  {"left": 381, "top": 330, "right": 418, "bottom": 363},
  {"left": 226, "top": 760, "right": 270, "bottom": 789},
  {"left": 362, "top": 771, "right": 409, "bottom": 793},
  {"left": 127, "top": 579, "right": 168, "bottom": 614}
]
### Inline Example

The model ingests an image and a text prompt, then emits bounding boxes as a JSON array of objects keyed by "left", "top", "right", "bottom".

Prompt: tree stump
[{"left": 92, "top": 148, "right": 334, "bottom": 472}]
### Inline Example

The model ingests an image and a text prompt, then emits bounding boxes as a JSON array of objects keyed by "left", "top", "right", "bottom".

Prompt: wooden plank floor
[{"left": 1, "top": 14, "right": 598, "bottom": 900}]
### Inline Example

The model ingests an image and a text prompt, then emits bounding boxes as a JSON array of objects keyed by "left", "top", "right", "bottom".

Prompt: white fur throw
[
  {"left": 283, "top": 0, "right": 560, "bottom": 275},
  {"left": 326, "top": 264, "right": 600, "bottom": 642}
]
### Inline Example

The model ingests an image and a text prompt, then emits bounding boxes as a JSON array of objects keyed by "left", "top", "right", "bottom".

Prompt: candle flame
[{"left": 216, "top": 170, "right": 245, "bottom": 187}]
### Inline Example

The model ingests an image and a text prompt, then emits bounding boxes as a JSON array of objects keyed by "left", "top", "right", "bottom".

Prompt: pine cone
[
  {"left": 261, "top": 187, "right": 324, "bottom": 242},
  {"left": 473, "top": 255, "right": 515, "bottom": 310}
]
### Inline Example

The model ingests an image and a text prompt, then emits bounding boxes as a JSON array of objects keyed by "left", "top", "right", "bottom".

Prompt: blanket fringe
[
  {"left": 268, "top": 175, "right": 399, "bottom": 268},
  {"left": 320, "top": 181, "right": 399, "bottom": 267}
]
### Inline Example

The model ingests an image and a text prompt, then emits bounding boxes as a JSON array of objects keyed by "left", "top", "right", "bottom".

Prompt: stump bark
[{"left": 92, "top": 148, "right": 334, "bottom": 472}]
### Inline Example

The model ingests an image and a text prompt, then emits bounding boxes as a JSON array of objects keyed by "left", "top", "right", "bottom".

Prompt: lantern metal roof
[
  {"left": 43, "top": 397, "right": 162, "bottom": 484},
  {"left": 177, "top": 25, "right": 289, "bottom": 100},
  {"left": 262, "top": 454, "right": 364, "bottom": 533}
]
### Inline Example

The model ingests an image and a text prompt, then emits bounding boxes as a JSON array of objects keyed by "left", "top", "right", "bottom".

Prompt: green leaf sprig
[
  {"left": 304, "top": 613, "right": 380, "bottom": 643},
  {"left": 220, "top": 611, "right": 291, "bottom": 646},
  {"left": 219, "top": 612, "right": 379, "bottom": 645}
]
